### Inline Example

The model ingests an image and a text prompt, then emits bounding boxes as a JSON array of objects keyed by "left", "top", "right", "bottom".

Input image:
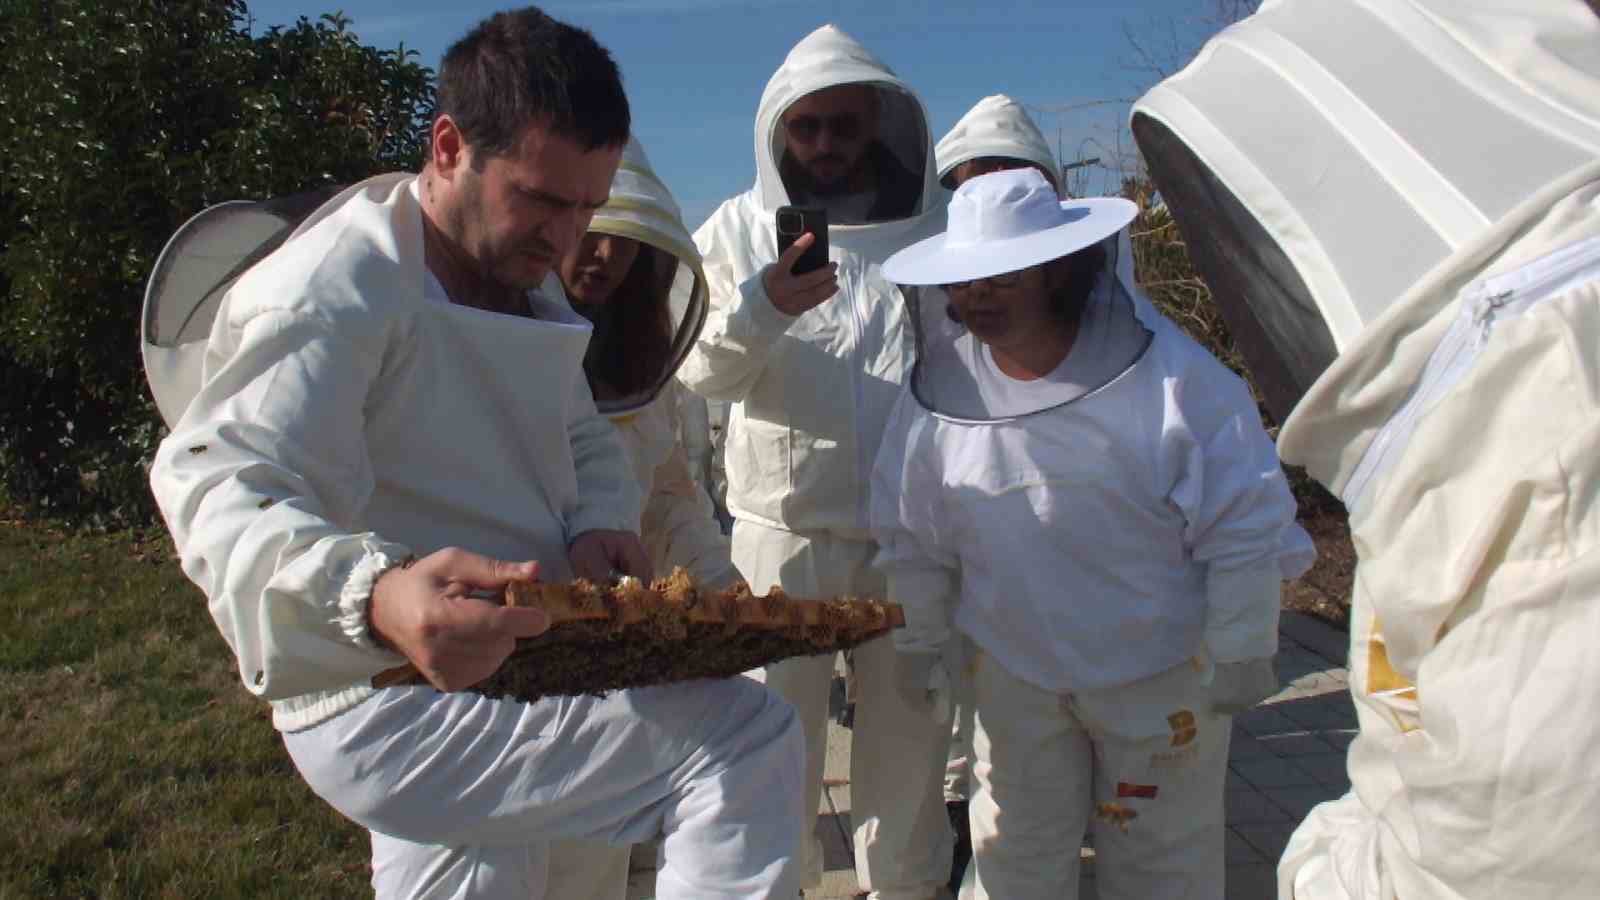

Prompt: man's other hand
[
  {"left": 368, "top": 548, "right": 549, "bottom": 692},
  {"left": 569, "top": 529, "right": 653, "bottom": 583},
  {"left": 762, "top": 232, "right": 840, "bottom": 316}
]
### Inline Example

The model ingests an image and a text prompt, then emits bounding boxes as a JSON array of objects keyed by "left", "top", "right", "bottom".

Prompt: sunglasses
[
  {"left": 944, "top": 271, "right": 1023, "bottom": 293},
  {"left": 783, "top": 113, "right": 863, "bottom": 143}
]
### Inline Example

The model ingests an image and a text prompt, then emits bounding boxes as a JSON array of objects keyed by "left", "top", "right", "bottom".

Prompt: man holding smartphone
[{"left": 679, "top": 23, "right": 952, "bottom": 900}]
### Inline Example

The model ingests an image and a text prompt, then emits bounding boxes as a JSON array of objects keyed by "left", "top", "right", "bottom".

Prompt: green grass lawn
[{"left": 0, "top": 515, "right": 371, "bottom": 898}]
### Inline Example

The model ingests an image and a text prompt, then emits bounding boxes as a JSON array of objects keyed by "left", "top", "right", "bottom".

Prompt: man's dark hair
[{"left": 435, "top": 7, "right": 630, "bottom": 160}]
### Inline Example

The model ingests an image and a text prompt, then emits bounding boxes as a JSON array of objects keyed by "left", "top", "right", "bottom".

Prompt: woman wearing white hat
[{"left": 870, "top": 167, "right": 1313, "bottom": 899}]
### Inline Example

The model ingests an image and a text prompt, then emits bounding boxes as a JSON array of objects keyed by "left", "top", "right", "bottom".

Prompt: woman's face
[
  {"left": 945, "top": 262, "right": 1070, "bottom": 352},
  {"left": 559, "top": 232, "right": 642, "bottom": 307}
]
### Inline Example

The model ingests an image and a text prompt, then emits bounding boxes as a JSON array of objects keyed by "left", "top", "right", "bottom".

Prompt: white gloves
[{"left": 1208, "top": 657, "right": 1280, "bottom": 715}]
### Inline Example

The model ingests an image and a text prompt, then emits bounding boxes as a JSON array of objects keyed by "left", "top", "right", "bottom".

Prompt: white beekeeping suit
[
  {"left": 543, "top": 136, "right": 737, "bottom": 900},
  {"left": 680, "top": 23, "right": 954, "bottom": 899},
  {"left": 935, "top": 94, "right": 1059, "bottom": 191},
  {"left": 872, "top": 169, "right": 1313, "bottom": 900},
  {"left": 1131, "top": 1, "right": 1600, "bottom": 898},
  {"left": 141, "top": 173, "right": 804, "bottom": 900}
]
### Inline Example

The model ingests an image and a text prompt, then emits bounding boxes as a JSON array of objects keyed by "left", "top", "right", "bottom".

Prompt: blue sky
[{"left": 246, "top": 1, "right": 1235, "bottom": 226}]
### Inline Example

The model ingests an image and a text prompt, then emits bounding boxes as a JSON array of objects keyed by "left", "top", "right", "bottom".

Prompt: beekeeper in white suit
[
  {"left": 141, "top": 9, "right": 803, "bottom": 899},
  {"left": 925, "top": 91, "right": 1063, "bottom": 894},
  {"left": 680, "top": 23, "right": 953, "bottom": 900},
  {"left": 1128, "top": 1, "right": 1600, "bottom": 898},
  {"left": 871, "top": 168, "right": 1314, "bottom": 900},
  {"left": 542, "top": 136, "right": 741, "bottom": 900}
]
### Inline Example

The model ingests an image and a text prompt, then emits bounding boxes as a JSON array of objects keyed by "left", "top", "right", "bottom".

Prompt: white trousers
[
  {"left": 966, "top": 651, "right": 1228, "bottom": 900},
  {"left": 283, "top": 677, "right": 804, "bottom": 900},
  {"left": 945, "top": 636, "right": 977, "bottom": 803},
  {"left": 734, "top": 520, "right": 953, "bottom": 900}
]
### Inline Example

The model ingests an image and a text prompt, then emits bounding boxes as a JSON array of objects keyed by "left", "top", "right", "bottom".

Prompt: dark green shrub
[{"left": 0, "top": 1, "right": 433, "bottom": 527}]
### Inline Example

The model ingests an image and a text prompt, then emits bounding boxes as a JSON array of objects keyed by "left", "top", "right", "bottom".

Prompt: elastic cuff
[{"left": 336, "top": 540, "right": 413, "bottom": 649}]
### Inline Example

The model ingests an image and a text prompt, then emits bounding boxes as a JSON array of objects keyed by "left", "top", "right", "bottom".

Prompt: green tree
[{"left": 0, "top": 0, "right": 433, "bottom": 527}]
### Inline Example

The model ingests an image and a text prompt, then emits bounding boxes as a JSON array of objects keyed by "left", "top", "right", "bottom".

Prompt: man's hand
[
  {"left": 568, "top": 529, "right": 653, "bottom": 583},
  {"left": 368, "top": 548, "right": 550, "bottom": 692},
  {"left": 762, "top": 232, "right": 839, "bottom": 316}
]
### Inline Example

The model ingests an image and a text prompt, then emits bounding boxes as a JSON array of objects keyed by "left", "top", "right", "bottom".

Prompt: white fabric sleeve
[
  {"left": 676, "top": 217, "right": 799, "bottom": 404},
  {"left": 1161, "top": 360, "right": 1316, "bottom": 579},
  {"left": 149, "top": 309, "right": 409, "bottom": 700},
  {"left": 1158, "top": 362, "right": 1311, "bottom": 664},
  {"left": 566, "top": 373, "right": 645, "bottom": 538},
  {"left": 640, "top": 432, "right": 740, "bottom": 590},
  {"left": 869, "top": 391, "right": 960, "bottom": 653}
]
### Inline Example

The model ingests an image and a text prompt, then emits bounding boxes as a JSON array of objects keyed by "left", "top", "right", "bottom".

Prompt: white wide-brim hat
[{"left": 882, "top": 168, "right": 1137, "bottom": 286}]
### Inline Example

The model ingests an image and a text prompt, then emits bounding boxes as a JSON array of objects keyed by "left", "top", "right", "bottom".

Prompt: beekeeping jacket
[
  {"left": 680, "top": 23, "right": 945, "bottom": 549},
  {"left": 1131, "top": 1, "right": 1600, "bottom": 897},
  {"left": 143, "top": 174, "right": 640, "bottom": 731},
  {"left": 934, "top": 94, "right": 1059, "bottom": 191},
  {"left": 570, "top": 138, "right": 736, "bottom": 590},
  {"left": 870, "top": 233, "right": 1313, "bottom": 693}
]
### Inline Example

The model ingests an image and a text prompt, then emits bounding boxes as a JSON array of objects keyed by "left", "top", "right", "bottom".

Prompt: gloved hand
[
  {"left": 1208, "top": 657, "right": 1279, "bottom": 715},
  {"left": 895, "top": 649, "right": 954, "bottom": 724}
]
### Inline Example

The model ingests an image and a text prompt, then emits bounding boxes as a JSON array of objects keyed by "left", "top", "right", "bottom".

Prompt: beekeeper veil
[
  {"left": 1130, "top": 0, "right": 1600, "bottom": 423},
  {"left": 756, "top": 25, "right": 932, "bottom": 226},
  {"left": 141, "top": 185, "right": 344, "bottom": 428},
  {"left": 559, "top": 137, "right": 709, "bottom": 416},
  {"left": 881, "top": 168, "right": 1148, "bottom": 423}
]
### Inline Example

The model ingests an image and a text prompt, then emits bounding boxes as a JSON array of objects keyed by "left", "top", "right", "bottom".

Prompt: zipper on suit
[{"left": 1342, "top": 233, "right": 1600, "bottom": 512}]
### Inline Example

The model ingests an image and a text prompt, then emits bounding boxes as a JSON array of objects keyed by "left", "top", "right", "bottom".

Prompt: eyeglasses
[
  {"left": 783, "top": 113, "right": 863, "bottom": 143},
  {"left": 944, "top": 271, "right": 1023, "bottom": 293}
]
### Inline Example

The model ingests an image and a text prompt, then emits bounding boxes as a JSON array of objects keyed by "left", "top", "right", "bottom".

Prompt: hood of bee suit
[
  {"left": 1130, "top": 0, "right": 1600, "bottom": 424},
  {"left": 752, "top": 23, "right": 942, "bottom": 232},
  {"left": 935, "top": 94, "right": 1060, "bottom": 192},
  {"left": 573, "top": 136, "right": 709, "bottom": 416},
  {"left": 141, "top": 185, "right": 346, "bottom": 428}
]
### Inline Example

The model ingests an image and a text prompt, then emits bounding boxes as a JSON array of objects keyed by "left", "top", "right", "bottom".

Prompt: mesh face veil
[
  {"left": 881, "top": 168, "right": 1151, "bottom": 423},
  {"left": 142, "top": 186, "right": 345, "bottom": 428},
  {"left": 1130, "top": 0, "right": 1600, "bottom": 421},
  {"left": 899, "top": 235, "right": 1152, "bottom": 423},
  {"left": 563, "top": 137, "right": 709, "bottom": 416},
  {"left": 768, "top": 80, "right": 930, "bottom": 226}
]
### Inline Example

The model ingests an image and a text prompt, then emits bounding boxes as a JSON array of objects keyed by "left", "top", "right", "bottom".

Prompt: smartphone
[{"left": 775, "top": 205, "right": 829, "bottom": 275}]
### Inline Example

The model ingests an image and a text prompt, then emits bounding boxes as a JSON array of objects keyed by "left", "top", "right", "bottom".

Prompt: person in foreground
[
  {"left": 870, "top": 168, "right": 1314, "bottom": 900},
  {"left": 146, "top": 8, "right": 802, "bottom": 899},
  {"left": 680, "top": 23, "right": 953, "bottom": 900},
  {"left": 544, "top": 136, "right": 744, "bottom": 899}
]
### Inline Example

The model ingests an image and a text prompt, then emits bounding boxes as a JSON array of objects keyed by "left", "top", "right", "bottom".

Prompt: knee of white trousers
[
  {"left": 370, "top": 831, "right": 544, "bottom": 900},
  {"left": 655, "top": 690, "right": 806, "bottom": 899}
]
